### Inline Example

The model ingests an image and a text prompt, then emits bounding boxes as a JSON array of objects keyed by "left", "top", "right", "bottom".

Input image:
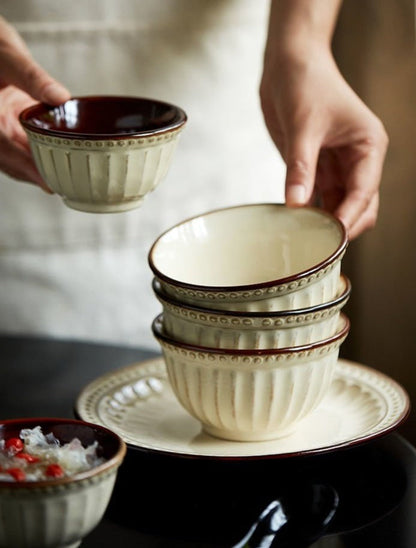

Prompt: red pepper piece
[
  {"left": 5, "top": 438, "right": 24, "bottom": 454},
  {"left": 16, "top": 452, "right": 40, "bottom": 463},
  {"left": 7, "top": 468, "right": 26, "bottom": 481},
  {"left": 45, "top": 463, "right": 64, "bottom": 478}
]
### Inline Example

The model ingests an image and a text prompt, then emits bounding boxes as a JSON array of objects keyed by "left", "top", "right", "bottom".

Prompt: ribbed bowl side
[
  {"left": 0, "top": 472, "right": 117, "bottom": 548},
  {"left": 161, "top": 309, "right": 342, "bottom": 349},
  {"left": 161, "top": 346, "right": 340, "bottom": 442},
  {"left": 30, "top": 139, "right": 179, "bottom": 204}
]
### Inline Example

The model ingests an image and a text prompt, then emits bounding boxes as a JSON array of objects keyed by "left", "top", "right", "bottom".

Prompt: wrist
[{"left": 264, "top": 0, "right": 342, "bottom": 66}]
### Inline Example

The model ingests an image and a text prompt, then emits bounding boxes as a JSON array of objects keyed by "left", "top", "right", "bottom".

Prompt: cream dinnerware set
[
  {"left": 148, "top": 203, "right": 351, "bottom": 442},
  {"left": 19, "top": 93, "right": 409, "bottom": 456},
  {"left": 16, "top": 94, "right": 412, "bottom": 548}
]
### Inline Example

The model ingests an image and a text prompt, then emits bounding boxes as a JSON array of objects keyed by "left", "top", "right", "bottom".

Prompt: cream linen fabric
[{"left": 0, "top": 0, "right": 285, "bottom": 350}]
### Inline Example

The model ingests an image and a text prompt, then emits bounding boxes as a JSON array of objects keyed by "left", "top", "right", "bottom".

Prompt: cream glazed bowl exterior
[
  {"left": 0, "top": 417, "right": 126, "bottom": 548},
  {"left": 153, "top": 273, "right": 351, "bottom": 349},
  {"left": 19, "top": 96, "right": 187, "bottom": 213},
  {"left": 152, "top": 313, "right": 350, "bottom": 442},
  {"left": 148, "top": 204, "right": 348, "bottom": 312}
]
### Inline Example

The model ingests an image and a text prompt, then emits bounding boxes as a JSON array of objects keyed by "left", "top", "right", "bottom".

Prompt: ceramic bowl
[
  {"left": 148, "top": 204, "right": 348, "bottom": 311},
  {"left": 153, "top": 273, "right": 351, "bottom": 349},
  {"left": 19, "top": 96, "right": 187, "bottom": 213},
  {"left": 0, "top": 417, "right": 126, "bottom": 548},
  {"left": 152, "top": 313, "right": 350, "bottom": 442}
]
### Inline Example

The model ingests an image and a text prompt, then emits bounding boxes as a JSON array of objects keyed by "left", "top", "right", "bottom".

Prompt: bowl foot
[
  {"left": 202, "top": 424, "right": 297, "bottom": 442},
  {"left": 63, "top": 197, "right": 144, "bottom": 213}
]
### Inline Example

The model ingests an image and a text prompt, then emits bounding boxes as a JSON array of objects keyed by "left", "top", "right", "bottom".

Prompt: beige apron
[{"left": 0, "top": 0, "right": 284, "bottom": 349}]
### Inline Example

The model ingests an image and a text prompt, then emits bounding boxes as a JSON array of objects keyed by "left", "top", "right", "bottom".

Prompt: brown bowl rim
[
  {"left": 19, "top": 95, "right": 187, "bottom": 140},
  {"left": 152, "top": 312, "right": 350, "bottom": 356},
  {"left": 152, "top": 273, "right": 351, "bottom": 319}
]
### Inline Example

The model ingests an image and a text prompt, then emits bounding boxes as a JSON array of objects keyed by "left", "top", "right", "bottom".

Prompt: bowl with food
[{"left": 0, "top": 417, "right": 126, "bottom": 548}]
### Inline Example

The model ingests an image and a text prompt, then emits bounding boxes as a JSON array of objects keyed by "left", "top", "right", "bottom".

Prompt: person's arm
[
  {"left": 0, "top": 16, "right": 70, "bottom": 192},
  {"left": 260, "top": 0, "right": 388, "bottom": 239}
]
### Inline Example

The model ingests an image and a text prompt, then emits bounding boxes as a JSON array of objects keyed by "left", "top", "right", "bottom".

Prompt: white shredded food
[{"left": 0, "top": 426, "right": 105, "bottom": 481}]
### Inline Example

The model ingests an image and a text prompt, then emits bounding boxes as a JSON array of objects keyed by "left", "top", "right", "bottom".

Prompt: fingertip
[
  {"left": 30, "top": 171, "right": 54, "bottom": 194},
  {"left": 286, "top": 183, "right": 306, "bottom": 206},
  {"left": 284, "top": 146, "right": 319, "bottom": 208},
  {"left": 41, "top": 82, "right": 71, "bottom": 105},
  {"left": 336, "top": 214, "right": 351, "bottom": 240},
  {"left": 39, "top": 184, "right": 54, "bottom": 195}
]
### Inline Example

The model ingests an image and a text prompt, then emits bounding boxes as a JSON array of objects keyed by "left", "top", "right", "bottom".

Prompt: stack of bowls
[{"left": 148, "top": 203, "right": 350, "bottom": 442}]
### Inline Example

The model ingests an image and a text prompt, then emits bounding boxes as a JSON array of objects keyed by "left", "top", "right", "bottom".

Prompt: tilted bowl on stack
[{"left": 148, "top": 203, "right": 350, "bottom": 442}]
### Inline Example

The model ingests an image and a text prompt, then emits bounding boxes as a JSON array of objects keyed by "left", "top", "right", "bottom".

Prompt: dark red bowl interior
[{"left": 19, "top": 95, "right": 187, "bottom": 139}]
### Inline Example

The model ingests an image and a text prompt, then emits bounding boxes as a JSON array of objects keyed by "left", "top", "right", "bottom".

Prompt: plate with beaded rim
[{"left": 74, "top": 358, "right": 410, "bottom": 459}]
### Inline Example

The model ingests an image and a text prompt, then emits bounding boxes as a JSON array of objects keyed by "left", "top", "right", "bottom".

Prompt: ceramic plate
[{"left": 75, "top": 358, "right": 410, "bottom": 459}]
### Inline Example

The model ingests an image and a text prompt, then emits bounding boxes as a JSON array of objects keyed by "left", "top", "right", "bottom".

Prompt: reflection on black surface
[
  {"left": 233, "top": 484, "right": 339, "bottom": 547},
  {"left": 106, "top": 439, "right": 406, "bottom": 547},
  {"left": 233, "top": 499, "right": 290, "bottom": 548}
]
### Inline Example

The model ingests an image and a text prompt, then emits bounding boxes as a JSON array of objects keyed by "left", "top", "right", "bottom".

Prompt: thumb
[
  {"left": 284, "top": 131, "right": 320, "bottom": 207},
  {"left": 0, "top": 17, "right": 70, "bottom": 105}
]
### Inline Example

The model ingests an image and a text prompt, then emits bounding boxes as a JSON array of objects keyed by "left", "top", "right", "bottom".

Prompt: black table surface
[{"left": 1, "top": 334, "right": 415, "bottom": 548}]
